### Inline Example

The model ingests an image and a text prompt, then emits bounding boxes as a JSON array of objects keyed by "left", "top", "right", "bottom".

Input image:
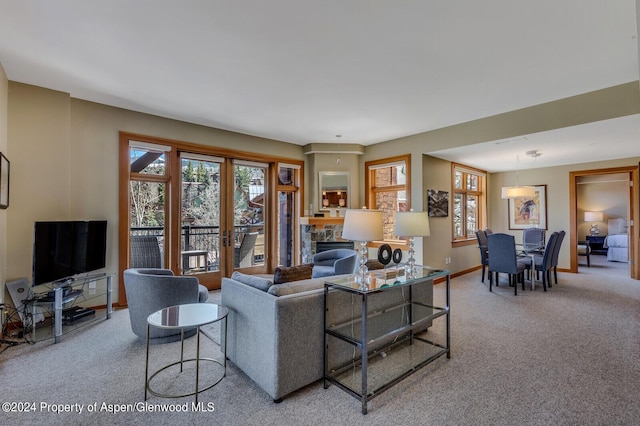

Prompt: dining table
[{"left": 516, "top": 243, "right": 545, "bottom": 291}]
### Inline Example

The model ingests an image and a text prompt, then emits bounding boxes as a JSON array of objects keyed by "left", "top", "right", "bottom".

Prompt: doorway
[{"left": 569, "top": 166, "right": 639, "bottom": 280}]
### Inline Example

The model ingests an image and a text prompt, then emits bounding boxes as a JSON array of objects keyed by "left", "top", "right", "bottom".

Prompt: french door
[{"left": 120, "top": 135, "right": 274, "bottom": 304}]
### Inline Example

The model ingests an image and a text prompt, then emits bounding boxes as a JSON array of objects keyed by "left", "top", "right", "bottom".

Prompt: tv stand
[{"left": 28, "top": 273, "right": 113, "bottom": 343}]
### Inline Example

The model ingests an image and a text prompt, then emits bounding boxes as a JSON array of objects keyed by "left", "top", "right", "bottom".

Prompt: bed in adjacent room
[{"left": 604, "top": 218, "right": 629, "bottom": 263}]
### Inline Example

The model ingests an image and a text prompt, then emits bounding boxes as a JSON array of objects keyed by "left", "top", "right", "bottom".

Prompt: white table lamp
[
  {"left": 584, "top": 211, "right": 604, "bottom": 236},
  {"left": 394, "top": 210, "right": 430, "bottom": 276},
  {"left": 342, "top": 208, "right": 383, "bottom": 286}
]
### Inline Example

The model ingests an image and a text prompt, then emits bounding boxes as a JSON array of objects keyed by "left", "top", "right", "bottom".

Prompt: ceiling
[{"left": 1, "top": 1, "right": 639, "bottom": 172}]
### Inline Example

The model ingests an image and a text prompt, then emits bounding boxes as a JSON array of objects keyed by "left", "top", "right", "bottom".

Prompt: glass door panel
[
  {"left": 277, "top": 191, "right": 294, "bottom": 267},
  {"left": 180, "top": 155, "right": 222, "bottom": 278},
  {"left": 233, "top": 162, "right": 267, "bottom": 272},
  {"left": 129, "top": 181, "right": 166, "bottom": 268}
]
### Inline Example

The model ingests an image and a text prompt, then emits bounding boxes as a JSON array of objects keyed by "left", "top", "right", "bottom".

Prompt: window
[
  {"left": 365, "top": 155, "right": 411, "bottom": 243},
  {"left": 452, "top": 163, "right": 486, "bottom": 243}
]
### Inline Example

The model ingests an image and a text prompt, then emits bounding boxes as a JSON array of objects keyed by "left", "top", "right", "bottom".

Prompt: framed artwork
[
  {"left": 427, "top": 189, "right": 449, "bottom": 217},
  {"left": 508, "top": 184, "right": 547, "bottom": 230},
  {"left": 0, "top": 152, "right": 8, "bottom": 209}
]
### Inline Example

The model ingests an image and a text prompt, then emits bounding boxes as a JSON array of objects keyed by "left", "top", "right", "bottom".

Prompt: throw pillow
[
  {"left": 230, "top": 271, "right": 273, "bottom": 292},
  {"left": 273, "top": 263, "right": 313, "bottom": 284},
  {"left": 365, "top": 259, "right": 385, "bottom": 270}
]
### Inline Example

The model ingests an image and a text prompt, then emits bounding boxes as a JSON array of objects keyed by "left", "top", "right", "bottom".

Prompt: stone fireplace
[{"left": 300, "top": 217, "right": 350, "bottom": 263}]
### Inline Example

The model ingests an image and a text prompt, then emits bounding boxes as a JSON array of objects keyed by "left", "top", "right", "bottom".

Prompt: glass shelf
[
  {"left": 324, "top": 266, "right": 450, "bottom": 414},
  {"left": 27, "top": 273, "right": 113, "bottom": 343}
]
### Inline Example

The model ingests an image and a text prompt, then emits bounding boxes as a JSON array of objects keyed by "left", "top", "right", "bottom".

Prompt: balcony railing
[{"left": 130, "top": 224, "right": 264, "bottom": 272}]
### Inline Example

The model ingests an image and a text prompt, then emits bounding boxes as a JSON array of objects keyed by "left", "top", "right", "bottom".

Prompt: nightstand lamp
[
  {"left": 584, "top": 211, "right": 604, "bottom": 236},
  {"left": 394, "top": 209, "right": 430, "bottom": 277},
  {"left": 342, "top": 208, "right": 383, "bottom": 287}
]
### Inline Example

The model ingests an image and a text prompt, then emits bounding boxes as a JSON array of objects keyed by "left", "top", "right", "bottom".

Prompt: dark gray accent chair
[
  {"left": 311, "top": 248, "right": 358, "bottom": 278},
  {"left": 123, "top": 268, "right": 209, "bottom": 344},
  {"left": 487, "top": 233, "right": 527, "bottom": 295}
]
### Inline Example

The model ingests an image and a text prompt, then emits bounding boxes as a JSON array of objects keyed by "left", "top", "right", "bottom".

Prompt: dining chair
[
  {"left": 522, "top": 227, "right": 546, "bottom": 253},
  {"left": 487, "top": 233, "right": 527, "bottom": 295},
  {"left": 550, "top": 230, "right": 565, "bottom": 285},
  {"left": 519, "top": 232, "right": 559, "bottom": 291},
  {"left": 475, "top": 230, "right": 489, "bottom": 283}
]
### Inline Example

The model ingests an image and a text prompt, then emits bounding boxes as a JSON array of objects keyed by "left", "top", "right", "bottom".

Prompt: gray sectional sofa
[{"left": 221, "top": 267, "right": 432, "bottom": 402}]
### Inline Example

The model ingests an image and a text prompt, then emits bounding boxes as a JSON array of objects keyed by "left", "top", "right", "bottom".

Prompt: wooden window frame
[
  {"left": 364, "top": 154, "right": 411, "bottom": 249},
  {"left": 452, "top": 162, "right": 487, "bottom": 247}
]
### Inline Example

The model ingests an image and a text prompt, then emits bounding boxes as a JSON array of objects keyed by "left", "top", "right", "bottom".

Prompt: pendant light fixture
[
  {"left": 501, "top": 155, "right": 535, "bottom": 199},
  {"left": 335, "top": 134, "right": 342, "bottom": 165}
]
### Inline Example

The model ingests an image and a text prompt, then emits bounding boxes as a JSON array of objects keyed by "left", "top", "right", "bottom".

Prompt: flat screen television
[{"left": 32, "top": 220, "right": 108, "bottom": 286}]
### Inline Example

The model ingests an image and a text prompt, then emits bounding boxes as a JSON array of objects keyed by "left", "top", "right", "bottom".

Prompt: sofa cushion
[
  {"left": 231, "top": 271, "right": 273, "bottom": 292},
  {"left": 273, "top": 263, "right": 313, "bottom": 284},
  {"left": 267, "top": 277, "right": 324, "bottom": 296}
]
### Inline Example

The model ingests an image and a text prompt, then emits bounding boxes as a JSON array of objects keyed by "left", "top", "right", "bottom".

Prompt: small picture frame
[
  {"left": 427, "top": 189, "right": 449, "bottom": 217},
  {"left": 508, "top": 184, "right": 547, "bottom": 230},
  {"left": 0, "top": 152, "right": 9, "bottom": 209}
]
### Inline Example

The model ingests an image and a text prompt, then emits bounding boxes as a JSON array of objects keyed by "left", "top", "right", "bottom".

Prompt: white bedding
[{"left": 604, "top": 234, "right": 628, "bottom": 263}]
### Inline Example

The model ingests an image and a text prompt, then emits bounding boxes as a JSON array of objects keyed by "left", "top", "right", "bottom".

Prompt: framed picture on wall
[
  {"left": 0, "top": 152, "right": 9, "bottom": 209},
  {"left": 427, "top": 189, "right": 449, "bottom": 217},
  {"left": 508, "top": 184, "right": 547, "bottom": 230}
]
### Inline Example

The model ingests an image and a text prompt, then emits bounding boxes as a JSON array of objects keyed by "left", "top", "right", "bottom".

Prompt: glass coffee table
[{"left": 145, "top": 303, "right": 228, "bottom": 403}]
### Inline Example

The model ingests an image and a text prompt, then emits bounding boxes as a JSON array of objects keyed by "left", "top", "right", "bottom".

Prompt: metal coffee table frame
[{"left": 145, "top": 303, "right": 228, "bottom": 403}]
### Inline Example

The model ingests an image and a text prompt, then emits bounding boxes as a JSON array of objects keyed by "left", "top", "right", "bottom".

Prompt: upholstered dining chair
[
  {"left": 475, "top": 230, "right": 489, "bottom": 283},
  {"left": 550, "top": 230, "right": 566, "bottom": 285},
  {"left": 487, "top": 233, "right": 527, "bottom": 295},
  {"left": 522, "top": 227, "right": 546, "bottom": 253},
  {"left": 519, "top": 232, "right": 559, "bottom": 292}
]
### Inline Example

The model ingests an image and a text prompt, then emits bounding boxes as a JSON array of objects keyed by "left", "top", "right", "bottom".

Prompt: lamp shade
[
  {"left": 342, "top": 208, "right": 383, "bottom": 242},
  {"left": 501, "top": 186, "right": 536, "bottom": 199},
  {"left": 394, "top": 210, "right": 430, "bottom": 237},
  {"left": 584, "top": 211, "right": 603, "bottom": 222}
]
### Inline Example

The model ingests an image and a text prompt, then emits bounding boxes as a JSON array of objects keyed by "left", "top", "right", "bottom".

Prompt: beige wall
[
  {"left": 6, "top": 82, "right": 306, "bottom": 301},
  {"left": 0, "top": 64, "right": 7, "bottom": 304},
  {"left": 306, "top": 152, "right": 360, "bottom": 215},
  {"left": 489, "top": 158, "right": 640, "bottom": 270},
  {"left": 363, "top": 82, "right": 640, "bottom": 275},
  {"left": 4, "top": 77, "right": 640, "bottom": 299}
]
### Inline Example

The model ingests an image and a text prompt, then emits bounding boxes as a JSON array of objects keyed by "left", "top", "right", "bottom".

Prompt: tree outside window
[{"left": 452, "top": 163, "right": 486, "bottom": 242}]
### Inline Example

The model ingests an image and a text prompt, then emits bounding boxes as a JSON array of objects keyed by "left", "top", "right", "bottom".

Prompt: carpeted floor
[{"left": 1, "top": 255, "right": 639, "bottom": 425}]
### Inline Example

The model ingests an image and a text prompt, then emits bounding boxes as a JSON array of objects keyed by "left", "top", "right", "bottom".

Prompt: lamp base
[
  {"left": 590, "top": 224, "right": 600, "bottom": 236},
  {"left": 356, "top": 241, "right": 370, "bottom": 290}
]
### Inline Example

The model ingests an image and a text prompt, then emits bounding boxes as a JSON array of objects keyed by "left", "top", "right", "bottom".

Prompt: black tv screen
[{"left": 32, "top": 221, "right": 107, "bottom": 286}]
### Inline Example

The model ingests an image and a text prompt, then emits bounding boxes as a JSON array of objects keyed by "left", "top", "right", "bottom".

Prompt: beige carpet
[{"left": 1, "top": 256, "right": 638, "bottom": 425}]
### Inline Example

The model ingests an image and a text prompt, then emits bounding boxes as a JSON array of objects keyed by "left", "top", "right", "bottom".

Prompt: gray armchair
[
  {"left": 123, "top": 268, "right": 209, "bottom": 344},
  {"left": 311, "top": 248, "right": 358, "bottom": 278}
]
